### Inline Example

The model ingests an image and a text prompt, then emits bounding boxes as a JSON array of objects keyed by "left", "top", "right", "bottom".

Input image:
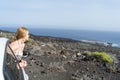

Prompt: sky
[{"left": 0, "top": 0, "right": 120, "bottom": 31}]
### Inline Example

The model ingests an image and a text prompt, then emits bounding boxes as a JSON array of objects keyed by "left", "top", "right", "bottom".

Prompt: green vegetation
[
  {"left": 0, "top": 32, "right": 4, "bottom": 37},
  {"left": 26, "top": 38, "right": 34, "bottom": 42},
  {"left": 87, "top": 51, "right": 113, "bottom": 64}
]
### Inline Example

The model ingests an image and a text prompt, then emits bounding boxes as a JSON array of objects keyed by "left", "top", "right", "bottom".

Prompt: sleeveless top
[{"left": 15, "top": 41, "right": 23, "bottom": 60}]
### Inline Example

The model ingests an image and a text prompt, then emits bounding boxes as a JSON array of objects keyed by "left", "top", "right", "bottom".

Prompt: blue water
[{"left": 0, "top": 27, "right": 120, "bottom": 47}]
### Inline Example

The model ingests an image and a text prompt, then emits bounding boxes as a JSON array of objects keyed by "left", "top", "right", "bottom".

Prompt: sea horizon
[{"left": 0, "top": 27, "right": 120, "bottom": 48}]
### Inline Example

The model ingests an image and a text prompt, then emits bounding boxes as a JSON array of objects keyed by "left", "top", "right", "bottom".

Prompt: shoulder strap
[{"left": 8, "top": 44, "right": 25, "bottom": 80}]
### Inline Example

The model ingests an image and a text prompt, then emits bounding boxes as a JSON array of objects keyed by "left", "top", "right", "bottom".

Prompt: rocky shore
[{"left": 1, "top": 30, "right": 120, "bottom": 80}]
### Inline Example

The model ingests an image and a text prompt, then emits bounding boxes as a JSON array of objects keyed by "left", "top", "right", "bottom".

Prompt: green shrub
[
  {"left": 26, "top": 38, "right": 34, "bottom": 42},
  {"left": 87, "top": 51, "right": 113, "bottom": 64}
]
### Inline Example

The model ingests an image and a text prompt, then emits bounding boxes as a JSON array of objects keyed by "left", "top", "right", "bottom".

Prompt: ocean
[{"left": 0, "top": 27, "right": 120, "bottom": 48}]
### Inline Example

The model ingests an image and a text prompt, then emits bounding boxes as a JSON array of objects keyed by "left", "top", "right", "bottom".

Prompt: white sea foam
[{"left": 112, "top": 43, "right": 119, "bottom": 47}]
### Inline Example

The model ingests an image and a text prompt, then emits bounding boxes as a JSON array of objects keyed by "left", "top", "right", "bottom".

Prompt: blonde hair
[{"left": 12, "top": 27, "right": 28, "bottom": 41}]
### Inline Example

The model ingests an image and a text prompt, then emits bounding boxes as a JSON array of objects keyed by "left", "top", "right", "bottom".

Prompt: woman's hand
[{"left": 17, "top": 60, "right": 27, "bottom": 69}]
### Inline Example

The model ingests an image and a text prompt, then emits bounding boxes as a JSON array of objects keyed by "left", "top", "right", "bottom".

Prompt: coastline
[
  {"left": 2, "top": 27, "right": 120, "bottom": 48},
  {"left": 0, "top": 28, "right": 119, "bottom": 48}
]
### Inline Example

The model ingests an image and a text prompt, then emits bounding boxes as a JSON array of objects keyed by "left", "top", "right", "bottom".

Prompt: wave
[{"left": 112, "top": 43, "right": 120, "bottom": 47}]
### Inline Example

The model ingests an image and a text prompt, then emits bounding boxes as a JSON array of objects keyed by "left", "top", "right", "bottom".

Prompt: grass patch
[
  {"left": 26, "top": 38, "right": 34, "bottom": 42},
  {"left": 87, "top": 51, "right": 113, "bottom": 64}
]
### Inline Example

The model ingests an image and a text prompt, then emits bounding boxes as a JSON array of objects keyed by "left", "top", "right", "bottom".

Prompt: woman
[{"left": 9, "top": 26, "right": 29, "bottom": 80}]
